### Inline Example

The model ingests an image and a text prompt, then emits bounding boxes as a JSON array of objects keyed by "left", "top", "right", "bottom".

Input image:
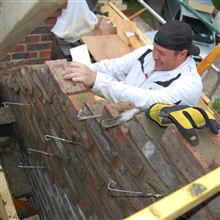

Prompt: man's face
[{"left": 153, "top": 43, "right": 186, "bottom": 71}]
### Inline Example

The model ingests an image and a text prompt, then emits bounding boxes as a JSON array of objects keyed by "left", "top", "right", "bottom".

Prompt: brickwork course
[
  {"left": 0, "top": 9, "right": 61, "bottom": 69},
  {"left": 0, "top": 59, "right": 220, "bottom": 220}
]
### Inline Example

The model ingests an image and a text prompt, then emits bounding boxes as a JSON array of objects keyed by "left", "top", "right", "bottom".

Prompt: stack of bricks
[
  {"left": 1, "top": 59, "right": 220, "bottom": 219},
  {"left": 0, "top": 9, "right": 62, "bottom": 69}
]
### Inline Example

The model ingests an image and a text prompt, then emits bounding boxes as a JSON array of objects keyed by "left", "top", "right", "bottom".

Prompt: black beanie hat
[{"left": 154, "top": 20, "right": 200, "bottom": 56}]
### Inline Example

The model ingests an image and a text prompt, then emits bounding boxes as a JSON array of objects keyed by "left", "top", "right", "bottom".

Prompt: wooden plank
[
  {"left": 0, "top": 194, "right": 8, "bottom": 220},
  {"left": 126, "top": 33, "right": 142, "bottom": 49},
  {"left": 81, "top": 34, "right": 131, "bottom": 61},
  {"left": 198, "top": 97, "right": 214, "bottom": 114},
  {"left": 107, "top": 2, "right": 152, "bottom": 46},
  {"left": 0, "top": 165, "right": 19, "bottom": 220},
  {"left": 116, "top": 18, "right": 136, "bottom": 45},
  {"left": 0, "top": 0, "right": 66, "bottom": 57},
  {"left": 129, "top": 8, "right": 147, "bottom": 20},
  {"left": 108, "top": 2, "right": 128, "bottom": 20}
]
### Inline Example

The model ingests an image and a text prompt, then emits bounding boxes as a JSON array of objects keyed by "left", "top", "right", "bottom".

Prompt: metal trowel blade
[{"left": 101, "top": 108, "right": 141, "bottom": 128}]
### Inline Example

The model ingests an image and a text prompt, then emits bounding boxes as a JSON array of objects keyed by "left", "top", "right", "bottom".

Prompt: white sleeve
[
  {"left": 89, "top": 45, "right": 152, "bottom": 81},
  {"left": 92, "top": 73, "right": 203, "bottom": 107}
]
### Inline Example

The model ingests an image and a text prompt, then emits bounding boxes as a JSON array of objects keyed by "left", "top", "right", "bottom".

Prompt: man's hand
[{"left": 62, "top": 62, "right": 96, "bottom": 87}]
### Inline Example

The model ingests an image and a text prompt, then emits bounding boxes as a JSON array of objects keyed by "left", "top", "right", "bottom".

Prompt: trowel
[{"left": 101, "top": 107, "right": 143, "bottom": 128}]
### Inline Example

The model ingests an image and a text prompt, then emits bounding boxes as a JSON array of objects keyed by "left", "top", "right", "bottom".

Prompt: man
[{"left": 63, "top": 20, "right": 203, "bottom": 108}]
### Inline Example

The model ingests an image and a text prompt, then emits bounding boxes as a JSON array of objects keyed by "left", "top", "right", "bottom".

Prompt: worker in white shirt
[{"left": 62, "top": 20, "right": 203, "bottom": 108}]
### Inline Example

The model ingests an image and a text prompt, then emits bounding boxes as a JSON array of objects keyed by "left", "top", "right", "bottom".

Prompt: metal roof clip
[
  {"left": 44, "top": 134, "right": 87, "bottom": 149},
  {"left": 77, "top": 109, "right": 101, "bottom": 120},
  {"left": 2, "top": 101, "right": 32, "bottom": 107},
  {"left": 27, "top": 148, "right": 55, "bottom": 157},
  {"left": 107, "top": 179, "right": 162, "bottom": 199},
  {"left": 18, "top": 162, "right": 45, "bottom": 169},
  {"left": 44, "top": 134, "right": 73, "bottom": 144}
]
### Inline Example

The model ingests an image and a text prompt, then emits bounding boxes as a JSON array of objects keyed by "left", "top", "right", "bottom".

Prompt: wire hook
[
  {"left": 18, "top": 162, "right": 45, "bottom": 169},
  {"left": 77, "top": 108, "right": 101, "bottom": 120},
  {"left": 44, "top": 135, "right": 73, "bottom": 143},
  {"left": 44, "top": 134, "right": 87, "bottom": 149},
  {"left": 27, "top": 148, "right": 55, "bottom": 156},
  {"left": 107, "top": 179, "right": 162, "bottom": 198},
  {"left": 2, "top": 102, "right": 32, "bottom": 107}
]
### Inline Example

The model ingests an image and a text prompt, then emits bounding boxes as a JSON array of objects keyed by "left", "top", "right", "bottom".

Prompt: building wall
[
  {"left": 1, "top": 61, "right": 220, "bottom": 219},
  {"left": 0, "top": 9, "right": 61, "bottom": 69}
]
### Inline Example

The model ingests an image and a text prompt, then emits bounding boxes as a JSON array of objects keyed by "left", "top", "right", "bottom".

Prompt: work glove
[{"left": 146, "top": 103, "right": 220, "bottom": 146}]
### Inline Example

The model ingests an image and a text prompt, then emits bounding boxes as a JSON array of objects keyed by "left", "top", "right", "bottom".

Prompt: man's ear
[{"left": 179, "top": 49, "right": 188, "bottom": 57}]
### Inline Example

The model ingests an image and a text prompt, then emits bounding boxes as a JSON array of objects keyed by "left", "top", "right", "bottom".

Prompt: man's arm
[
  {"left": 62, "top": 45, "right": 151, "bottom": 86},
  {"left": 62, "top": 62, "right": 202, "bottom": 107},
  {"left": 92, "top": 72, "right": 203, "bottom": 107},
  {"left": 89, "top": 45, "right": 151, "bottom": 80},
  {"left": 63, "top": 46, "right": 149, "bottom": 86}
]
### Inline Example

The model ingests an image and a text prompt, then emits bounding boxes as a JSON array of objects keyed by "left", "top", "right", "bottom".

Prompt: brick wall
[
  {"left": 1, "top": 60, "right": 220, "bottom": 219},
  {"left": 0, "top": 9, "right": 62, "bottom": 69}
]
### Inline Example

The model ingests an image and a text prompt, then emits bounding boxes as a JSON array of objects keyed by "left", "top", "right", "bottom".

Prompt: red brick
[
  {"left": 25, "top": 35, "right": 40, "bottom": 43},
  {"left": 12, "top": 52, "right": 28, "bottom": 60},
  {"left": 13, "top": 59, "right": 44, "bottom": 65},
  {"left": 161, "top": 126, "right": 208, "bottom": 179},
  {"left": 41, "top": 34, "right": 53, "bottom": 42},
  {"left": 104, "top": 102, "right": 134, "bottom": 118},
  {"left": 44, "top": 17, "right": 57, "bottom": 26},
  {"left": 49, "top": 6, "right": 66, "bottom": 18},
  {"left": 33, "top": 94, "right": 49, "bottom": 124},
  {"left": 112, "top": 156, "right": 122, "bottom": 169},
  {"left": 78, "top": 197, "right": 84, "bottom": 209},
  {"left": 93, "top": 174, "right": 104, "bottom": 191},
  {"left": 182, "top": 139, "right": 211, "bottom": 169},
  {"left": 11, "top": 44, "right": 26, "bottom": 52},
  {"left": 207, "top": 132, "right": 220, "bottom": 148},
  {"left": 27, "top": 42, "right": 52, "bottom": 51},
  {"left": 68, "top": 93, "right": 95, "bottom": 112},
  {"left": 103, "top": 103, "right": 134, "bottom": 134},
  {"left": 39, "top": 50, "right": 51, "bottom": 59},
  {"left": 45, "top": 59, "right": 86, "bottom": 94},
  {"left": 28, "top": 52, "right": 38, "bottom": 59},
  {"left": 1, "top": 54, "right": 11, "bottom": 62}
]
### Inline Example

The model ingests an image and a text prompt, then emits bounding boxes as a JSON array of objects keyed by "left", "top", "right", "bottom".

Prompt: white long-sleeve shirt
[{"left": 89, "top": 45, "right": 203, "bottom": 108}]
